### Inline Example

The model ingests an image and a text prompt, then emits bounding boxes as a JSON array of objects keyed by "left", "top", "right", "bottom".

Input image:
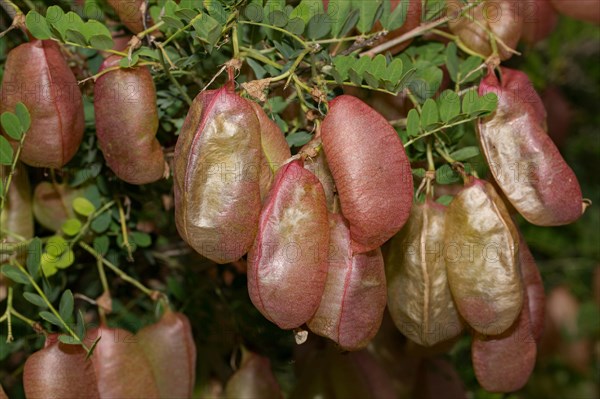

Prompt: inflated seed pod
[
  {"left": 0, "top": 164, "right": 33, "bottom": 263},
  {"left": 471, "top": 286, "right": 537, "bottom": 393},
  {"left": 94, "top": 55, "right": 165, "bottom": 184},
  {"left": 107, "top": 0, "right": 146, "bottom": 33},
  {"left": 137, "top": 310, "right": 197, "bottom": 398},
  {"left": 23, "top": 335, "right": 100, "bottom": 399},
  {"left": 307, "top": 213, "right": 387, "bottom": 351},
  {"left": 386, "top": 200, "right": 463, "bottom": 347},
  {"left": 321, "top": 95, "right": 413, "bottom": 254},
  {"left": 549, "top": 0, "right": 600, "bottom": 24},
  {"left": 446, "top": 0, "right": 522, "bottom": 60},
  {"left": 32, "top": 182, "right": 82, "bottom": 232},
  {"left": 247, "top": 159, "right": 329, "bottom": 329},
  {"left": 173, "top": 83, "right": 262, "bottom": 264},
  {"left": 224, "top": 349, "right": 283, "bottom": 399},
  {"left": 248, "top": 101, "right": 291, "bottom": 200},
  {"left": 0, "top": 383, "right": 7, "bottom": 399},
  {"left": 0, "top": 40, "right": 84, "bottom": 168},
  {"left": 521, "top": 0, "right": 559, "bottom": 44},
  {"left": 478, "top": 67, "right": 584, "bottom": 226},
  {"left": 86, "top": 325, "right": 160, "bottom": 398},
  {"left": 301, "top": 138, "right": 336, "bottom": 212},
  {"left": 445, "top": 178, "right": 522, "bottom": 335},
  {"left": 518, "top": 235, "right": 545, "bottom": 342}
]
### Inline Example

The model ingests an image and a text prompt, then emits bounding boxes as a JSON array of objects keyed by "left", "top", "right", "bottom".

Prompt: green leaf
[
  {"left": 91, "top": 212, "right": 112, "bottom": 234},
  {"left": 39, "top": 311, "right": 63, "bottom": 327},
  {"left": 93, "top": 236, "right": 110, "bottom": 256},
  {"left": 446, "top": 43, "right": 459, "bottom": 82},
  {"left": 89, "top": 34, "right": 114, "bottom": 50},
  {"left": 55, "top": 250, "right": 75, "bottom": 269},
  {"left": 130, "top": 232, "right": 152, "bottom": 248},
  {"left": 162, "top": 15, "right": 185, "bottom": 29},
  {"left": 46, "top": 236, "right": 68, "bottom": 257},
  {"left": 348, "top": 56, "right": 371, "bottom": 85},
  {"left": 406, "top": 109, "right": 421, "bottom": 137},
  {"left": 354, "top": 0, "right": 383, "bottom": 33},
  {"left": 59, "top": 289, "right": 74, "bottom": 321},
  {"left": 436, "top": 195, "right": 454, "bottom": 206},
  {"left": 62, "top": 218, "right": 82, "bottom": 236},
  {"left": 306, "top": 13, "right": 331, "bottom": 40},
  {"left": 459, "top": 56, "right": 484, "bottom": 83},
  {"left": 1, "top": 264, "right": 30, "bottom": 285},
  {"left": 328, "top": 0, "right": 352, "bottom": 37},
  {"left": 72, "top": 197, "right": 96, "bottom": 217},
  {"left": 0, "top": 136, "right": 14, "bottom": 165},
  {"left": 450, "top": 146, "right": 480, "bottom": 161},
  {"left": 15, "top": 103, "right": 31, "bottom": 132},
  {"left": 436, "top": 164, "right": 460, "bottom": 184},
  {"left": 1, "top": 112, "right": 22, "bottom": 140},
  {"left": 26, "top": 11, "right": 53, "bottom": 39},
  {"left": 266, "top": 9, "right": 288, "bottom": 27},
  {"left": 285, "top": 17, "right": 306, "bottom": 35},
  {"left": 383, "top": 0, "right": 410, "bottom": 31},
  {"left": 192, "top": 13, "right": 222, "bottom": 47},
  {"left": 412, "top": 168, "right": 426, "bottom": 179},
  {"left": 462, "top": 88, "right": 478, "bottom": 115},
  {"left": 332, "top": 55, "right": 354, "bottom": 83},
  {"left": 23, "top": 292, "right": 48, "bottom": 308},
  {"left": 439, "top": 90, "right": 461, "bottom": 123},
  {"left": 364, "top": 55, "right": 387, "bottom": 87},
  {"left": 286, "top": 131, "right": 313, "bottom": 147},
  {"left": 420, "top": 99, "right": 439, "bottom": 129},
  {"left": 41, "top": 260, "right": 58, "bottom": 277},
  {"left": 26, "top": 238, "right": 42, "bottom": 278},
  {"left": 339, "top": 8, "right": 360, "bottom": 38}
]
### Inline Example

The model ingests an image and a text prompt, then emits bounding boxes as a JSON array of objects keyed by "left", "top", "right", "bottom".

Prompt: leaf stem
[
  {"left": 0, "top": 130, "right": 28, "bottom": 213},
  {"left": 79, "top": 242, "right": 159, "bottom": 300},
  {"left": 116, "top": 198, "right": 133, "bottom": 261},
  {"left": 238, "top": 20, "right": 308, "bottom": 49},
  {"left": 403, "top": 116, "right": 479, "bottom": 148}
]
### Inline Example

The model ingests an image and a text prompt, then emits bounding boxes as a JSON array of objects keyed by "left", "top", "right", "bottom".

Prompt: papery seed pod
[
  {"left": 308, "top": 213, "right": 387, "bottom": 351},
  {"left": 137, "top": 310, "right": 197, "bottom": 398},
  {"left": 32, "top": 182, "right": 82, "bottom": 232},
  {"left": 23, "top": 335, "right": 100, "bottom": 399},
  {"left": 321, "top": 95, "right": 413, "bottom": 254},
  {"left": 445, "top": 178, "right": 522, "bottom": 335},
  {"left": 107, "top": 0, "right": 146, "bottom": 33},
  {"left": 446, "top": 0, "right": 522, "bottom": 60},
  {"left": 386, "top": 200, "right": 463, "bottom": 347},
  {"left": 94, "top": 55, "right": 165, "bottom": 184},
  {"left": 173, "top": 83, "right": 262, "bottom": 264},
  {"left": 549, "top": 0, "right": 600, "bottom": 24},
  {"left": 86, "top": 326, "right": 160, "bottom": 398},
  {"left": 301, "top": 138, "right": 336, "bottom": 212},
  {"left": 224, "top": 349, "right": 283, "bottom": 399},
  {"left": 518, "top": 235, "right": 545, "bottom": 342},
  {"left": 471, "top": 285, "right": 537, "bottom": 393},
  {"left": 248, "top": 102, "right": 291, "bottom": 200},
  {"left": 415, "top": 358, "right": 467, "bottom": 399},
  {"left": 478, "top": 67, "right": 584, "bottom": 226},
  {"left": 0, "top": 383, "right": 7, "bottom": 399},
  {"left": 0, "top": 164, "right": 33, "bottom": 263},
  {"left": 247, "top": 159, "right": 329, "bottom": 329},
  {"left": 521, "top": 0, "right": 559, "bottom": 44},
  {"left": 0, "top": 40, "right": 84, "bottom": 168}
]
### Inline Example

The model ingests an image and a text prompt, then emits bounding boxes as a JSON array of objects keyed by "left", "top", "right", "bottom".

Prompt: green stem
[
  {"left": 157, "top": 43, "right": 193, "bottom": 106},
  {"left": 162, "top": 12, "right": 205, "bottom": 47},
  {"left": 240, "top": 46, "right": 283, "bottom": 70},
  {"left": 136, "top": 20, "right": 165, "bottom": 38},
  {"left": 13, "top": 260, "right": 87, "bottom": 350},
  {"left": 70, "top": 200, "right": 115, "bottom": 244},
  {"left": 0, "top": 130, "right": 27, "bottom": 213},
  {"left": 116, "top": 199, "right": 133, "bottom": 262},
  {"left": 53, "top": 39, "right": 128, "bottom": 57},
  {"left": 406, "top": 89, "right": 422, "bottom": 112},
  {"left": 232, "top": 24, "right": 240, "bottom": 59},
  {"left": 322, "top": 80, "right": 398, "bottom": 96},
  {"left": 79, "top": 242, "right": 158, "bottom": 300},
  {"left": 238, "top": 20, "right": 308, "bottom": 49},
  {"left": 270, "top": 47, "right": 312, "bottom": 88},
  {"left": 403, "top": 116, "right": 479, "bottom": 148}
]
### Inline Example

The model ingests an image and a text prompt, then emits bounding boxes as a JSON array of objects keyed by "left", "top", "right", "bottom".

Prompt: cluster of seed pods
[{"left": 23, "top": 311, "right": 196, "bottom": 399}]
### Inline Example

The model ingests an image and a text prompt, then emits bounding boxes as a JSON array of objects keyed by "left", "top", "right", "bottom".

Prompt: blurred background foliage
[{"left": 0, "top": 1, "right": 599, "bottom": 398}]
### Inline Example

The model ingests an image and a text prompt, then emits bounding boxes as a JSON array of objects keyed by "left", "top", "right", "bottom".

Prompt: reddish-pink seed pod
[
  {"left": 173, "top": 83, "right": 262, "bottom": 264},
  {"left": 308, "top": 213, "right": 387, "bottom": 350},
  {"left": 94, "top": 56, "right": 165, "bottom": 184},
  {"left": 549, "top": 0, "right": 600, "bottom": 24},
  {"left": 521, "top": 0, "right": 559, "bottom": 44},
  {"left": 518, "top": 234, "right": 545, "bottom": 342},
  {"left": 471, "top": 286, "right": 537, "bottom": 393},
  {"left": 224, "top": 350, "right": 283, "bottom": 399},
  {"left": 23, "top": 335, "right": 100, "bottom": 399},
  {"left": 137, "top": 311, "right": 197, "bottom": 398},
  {"left": 247, "top": 159, "right": 329, "bottom": 329},
  {"left": 86, "top": 325, "right": 160, "bottom": 398},
  {"left": 107, "top": 0, "right": 146, "bottom": 33},
  {"left": 0, "top": 40, "right": 84, "bottom": 168},
  {"left": 321, "top": 95, "right": 413, "bottom": 254},
  {"left": 478, "top": 67, "right": 584, "bottom": 226}
]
